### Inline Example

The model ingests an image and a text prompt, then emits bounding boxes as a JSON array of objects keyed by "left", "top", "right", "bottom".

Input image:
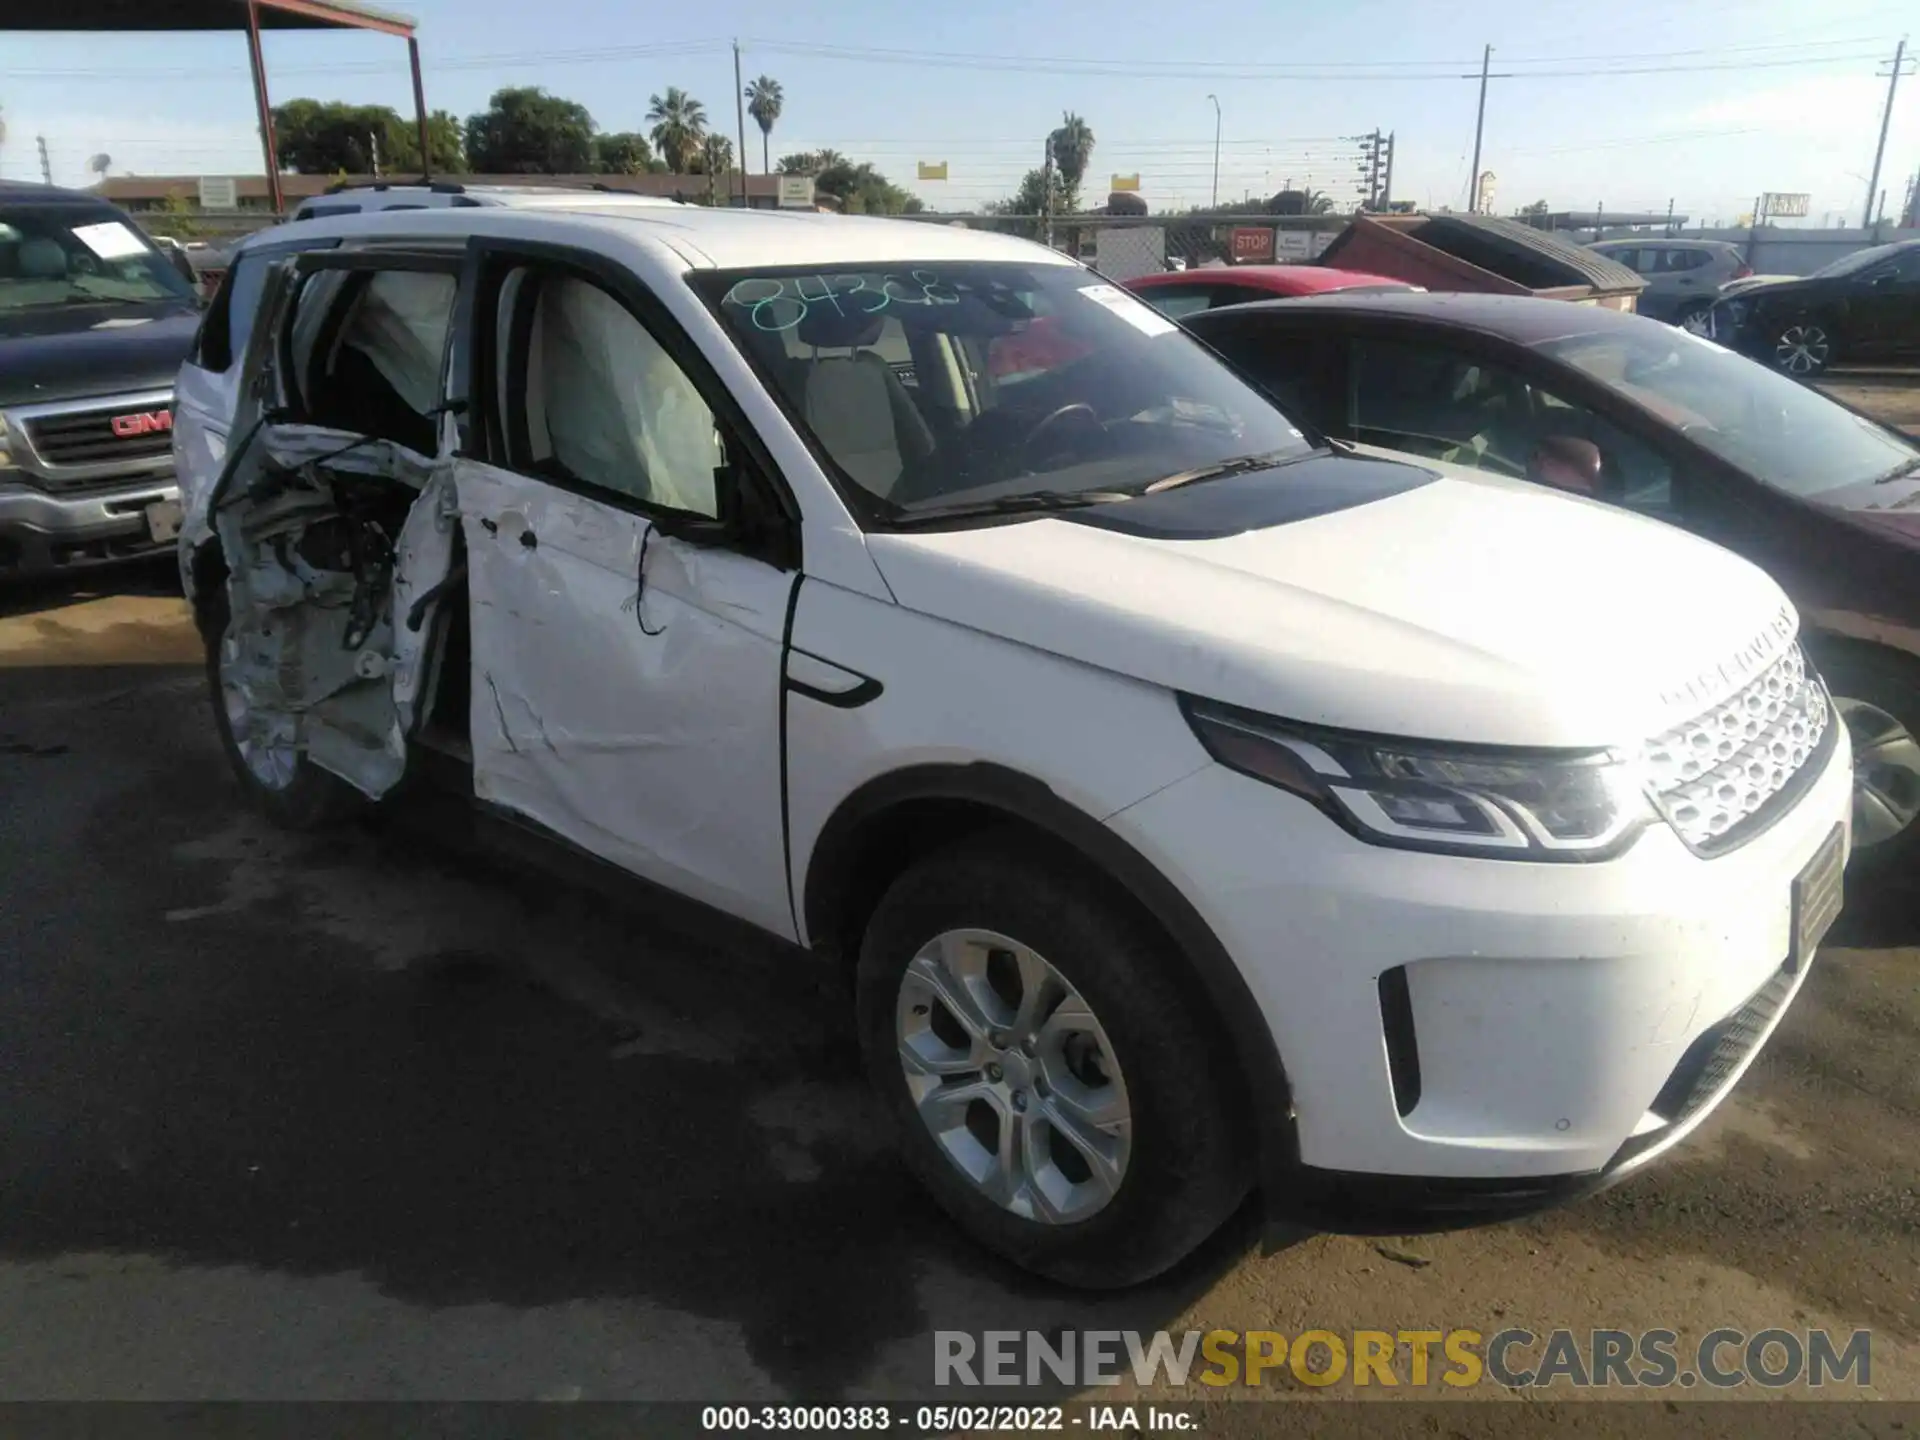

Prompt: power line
[{"left": 4, "top": 33, "right": 1895, "bottom": 82}]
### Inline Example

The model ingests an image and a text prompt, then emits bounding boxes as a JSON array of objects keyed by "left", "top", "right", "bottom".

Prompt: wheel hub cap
[
  {"left": 895, "top": 928, "right": 1131, "bottom": 1224},
  {"left": 1836, "top": 696, "right": 1920, "bottom": 850},
  {"left": 1775, "top": 326, "right": 1829, "bottom": 374}
]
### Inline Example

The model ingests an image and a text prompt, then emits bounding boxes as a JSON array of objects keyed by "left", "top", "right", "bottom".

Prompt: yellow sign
[
  {"left": 1111, "top": 173, "right": 1141, "bottom": 192},
  {"left": 917, "top": 161, "right": 948, "bottom": 181}
]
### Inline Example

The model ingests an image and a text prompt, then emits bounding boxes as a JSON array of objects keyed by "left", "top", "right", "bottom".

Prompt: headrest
[
  {"left": 797, "top": 305, "right": 884, "bottom": 350},
  {"left": 17, "top": 238, "right": 67, "bottom": 279}
]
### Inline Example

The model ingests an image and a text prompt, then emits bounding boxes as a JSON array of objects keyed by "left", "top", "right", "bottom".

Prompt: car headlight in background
[
  {"left": 1181, "top": 696, "right": 1650, "bottom": 861},
  {"left": 0, "top": 414, "right": 11, "bottom": 470}
]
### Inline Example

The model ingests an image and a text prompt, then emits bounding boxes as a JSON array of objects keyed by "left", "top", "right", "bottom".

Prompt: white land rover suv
[{"left": 173, "top": 206, "right": 1852, "bottom": 1287}]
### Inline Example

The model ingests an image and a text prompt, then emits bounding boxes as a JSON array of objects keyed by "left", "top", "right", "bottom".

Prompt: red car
[{"left": 1124, "top": 264, "right": 1417, "bottom": 319}]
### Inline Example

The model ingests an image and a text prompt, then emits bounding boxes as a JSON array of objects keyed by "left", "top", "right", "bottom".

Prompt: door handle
[{"left": 480, "top": 517, "right": 498, "bottom": 536}]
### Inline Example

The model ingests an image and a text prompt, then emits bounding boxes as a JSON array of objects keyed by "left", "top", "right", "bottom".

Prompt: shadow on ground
[{"left": 0, "top": 656, "right": 1261, "bottom": 1399}]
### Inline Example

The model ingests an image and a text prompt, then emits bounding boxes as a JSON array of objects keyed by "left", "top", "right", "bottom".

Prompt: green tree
[
  {"left": 594, "top": 132, "right": 659, "bottom": 174},
  {"left": 813, "top": 158, "right": 921, "bottom": 216},
  {"left": 1268, "top": 187, "right": 1334, "bottom": 216},
  {"left": 646, "top": 87, "right": 708, "bottom": 174},
  {"left": 1046, "top": 112, "right": 1096, "bottom": 209},
  {"left": 272, "top": 99, "right": 463, "bottom": 175},
  {"left": 744, "top": 75, "right": 783, "bottom": 174},
  {"left": 464, "top": 87, "right": 595, "bottom": 173},
  {"left": 696, "top": 133, "right": 735, "bottom": 204},
  {"left": 1005, "top": 166, "right": 1070, "bottom": 217},
  {"left": 776, "top": 148, "right": 845, "bottom": 175}
]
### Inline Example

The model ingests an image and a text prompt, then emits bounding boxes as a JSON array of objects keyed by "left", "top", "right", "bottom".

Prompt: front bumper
[
  {"left": 1107, "top": 718, "right": 1853, "bottom": 1202},
  {"left": 0, "top": 475, "right": 182, "bottom": 576}
]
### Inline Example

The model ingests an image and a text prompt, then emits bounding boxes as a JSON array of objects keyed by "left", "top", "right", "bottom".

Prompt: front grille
[
  {"left": 1642, "top": 643, "right": 1830, "bottom": 855},
  {"left": 1648, "top": 962, "right": 1795, "bottom": 1126},
  {"left": 1610, "top": 961, "right": 1798, "bottom": 1172},
  {"left": 23, "top": 404, "right": 173, "bottom": 469}
]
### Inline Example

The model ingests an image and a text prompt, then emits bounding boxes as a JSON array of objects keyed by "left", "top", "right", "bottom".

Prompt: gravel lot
[{"left": 0, "top": 552, "right": 1915, "bottom": 1415}]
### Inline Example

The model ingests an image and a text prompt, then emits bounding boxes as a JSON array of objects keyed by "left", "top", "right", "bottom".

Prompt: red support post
[
  {"left": 244, "top": 0, "right": 285, "bottom": 216},
  {"left": 409, "top": 37, "right": 431, "bottom": 181}
]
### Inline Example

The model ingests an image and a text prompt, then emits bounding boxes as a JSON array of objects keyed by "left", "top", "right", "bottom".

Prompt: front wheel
[
  {"left": 1675, "top": 302, "right": 1713, "bottom": 337},
  {"left": 1772, "top": 319, "right": 1833, "bottom": 376},
  {"left": 855, "top": 831, "right": 1252, "bottom": 1288},
  {"left": 1817, "top": 646, "right": 1920, "bottom": 872}
]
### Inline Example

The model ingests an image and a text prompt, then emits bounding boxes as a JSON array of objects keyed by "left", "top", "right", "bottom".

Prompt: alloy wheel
[
  {"left": 1835, "top": 696, "right": 1920, "bottom": 850},
  {"left": 220, "top": 635, "right": 299, "bottom": 791},
  {"left": 1774, "top": 324, "right": 1830, "bottom": 375},
  {"left": 1679, "top": 308, "right": 1713, "bottom": 337},
  {"left": 895, "top": 928, "right": 1131, "bottom": 1224}
]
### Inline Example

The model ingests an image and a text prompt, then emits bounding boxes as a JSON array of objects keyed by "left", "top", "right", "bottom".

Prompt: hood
[
  {"left": 0, "top": 303, "right": 200, "bottom": 408},
  {"left": 865, "top": 456, "right": 1797, "bottom": 749}
]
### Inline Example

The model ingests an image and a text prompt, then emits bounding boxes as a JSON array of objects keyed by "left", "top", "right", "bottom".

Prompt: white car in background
[{"left": 171, "top": 204, "right": 1851, "bottom": 1286}]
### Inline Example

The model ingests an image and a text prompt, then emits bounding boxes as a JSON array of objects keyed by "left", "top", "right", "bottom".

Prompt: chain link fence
[{"left": 908, "top": 212, "right": 1352, "bottom": 281}]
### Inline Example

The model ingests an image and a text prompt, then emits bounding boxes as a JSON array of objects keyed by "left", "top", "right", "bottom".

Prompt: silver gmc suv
[{"left": 0, "top": 182, "right": 199, "bottom": 577}]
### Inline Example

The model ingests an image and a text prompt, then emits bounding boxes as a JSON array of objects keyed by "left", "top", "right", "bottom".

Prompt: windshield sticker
[
  {"left": 722, "top": 272, "right": 962, "bottom": 331},
  {"left": 71, "top": 221, "right": 151, "bottom": 261},
  {"left": 1078, "top": 283, "right": 1178, "bottom": 337}
]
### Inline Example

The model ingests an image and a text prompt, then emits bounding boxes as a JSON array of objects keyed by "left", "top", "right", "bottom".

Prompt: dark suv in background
[
  {"left": 0, "top": 182, "right": 200, "bottom": 577},
  {"left": 1710, "top": 238, "right": 1920, "bottom": 376}
]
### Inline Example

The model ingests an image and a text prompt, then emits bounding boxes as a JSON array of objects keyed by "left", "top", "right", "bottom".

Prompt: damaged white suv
[{"left": 174, "top": 206, "right": 1852, "bottom": 1287}]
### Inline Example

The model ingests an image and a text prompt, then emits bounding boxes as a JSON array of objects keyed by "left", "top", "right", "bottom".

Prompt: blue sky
[{"left": 1, "top": 0, "right": 1914, "bottom": 224}]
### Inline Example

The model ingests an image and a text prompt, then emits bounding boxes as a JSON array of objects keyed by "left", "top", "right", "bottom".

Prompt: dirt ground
[
  {"left": 0, "top": 572, "right": 1915, "bottom": 1419},
  {"left": 1816, "top": 369, "right": 1920, "bottom": 435}
]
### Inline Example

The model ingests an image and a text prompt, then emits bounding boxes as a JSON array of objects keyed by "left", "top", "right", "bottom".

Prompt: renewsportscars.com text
[{"left": 934, "top": 1328, "right": 1871, "bottom": 1390}]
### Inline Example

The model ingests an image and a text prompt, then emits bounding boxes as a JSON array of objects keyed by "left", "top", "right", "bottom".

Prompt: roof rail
[
  {"left": 585, "top": 182, "right": 688, "bottom": 203},
  {"left": 322, "top": 177, "right": 467, "bottom": 196}
]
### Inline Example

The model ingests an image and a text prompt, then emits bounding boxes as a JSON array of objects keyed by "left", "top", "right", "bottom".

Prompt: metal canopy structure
[{"left": 8, "top": 0, "right": 425, "bottom": 217}]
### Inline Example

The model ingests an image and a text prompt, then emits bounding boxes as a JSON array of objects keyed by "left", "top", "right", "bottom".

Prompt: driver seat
[{"left": 797, "top": 309, "right": 934, "bottom": 498}]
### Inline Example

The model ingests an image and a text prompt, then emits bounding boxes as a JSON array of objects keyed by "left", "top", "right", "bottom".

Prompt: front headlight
[{"left": 1182, "top": 695, "right": 1651, "bottom": 861}]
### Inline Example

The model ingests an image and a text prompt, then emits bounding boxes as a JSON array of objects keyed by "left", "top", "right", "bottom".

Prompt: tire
[
  {"left": 203, "top": 586, "right": 362, "bottom": 830},
  {"left": 1771, "top": 317, "right": 1834, "bottom": 377},
  {"left": 1811, "top": 644, "right": 1920, "bottom": 873},
  {"left": 855, "top": 829, "right": 1252, "bottom": 1288},
  {"left": 1675, "top": 301, "right": 1713, "bottom": 337}
]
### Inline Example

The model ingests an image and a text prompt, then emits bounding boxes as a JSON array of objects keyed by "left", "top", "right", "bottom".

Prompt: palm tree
[
  {"left": 1047, "top": 112, "right": 1096, "bottom": 208},
  {"left": 646, "top": 87, "right": 708, "bottom": 174},
  {"left": 744, "top": 75, "right": 783, "bottom": 174},
  {"left": 698, "top": 133, "right": 734, "bottom": 204}
]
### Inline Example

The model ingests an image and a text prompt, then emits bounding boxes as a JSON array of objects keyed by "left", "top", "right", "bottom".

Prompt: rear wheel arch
[{"left": 801, "top": 762, "right": 1298, "bottom": 1177}]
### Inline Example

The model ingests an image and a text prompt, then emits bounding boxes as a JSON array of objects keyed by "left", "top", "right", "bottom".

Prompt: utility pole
[
  {"left": 1207, "top": 94, "right": 1221, "bottom": 210},
  {"left": 1865, "top": 38, "right": 1912, "bottom": 228},
  {"left": 1461, "top": 44, "right": 1512, "bottom": 213},
  {"left": 369, "top": 130, "right": 382, "bottom": 178},
  {"left": 36, "top": 135, "right": 51, "bottom": 186},
  {"left": 1041, "top": 136, "right": 1055, "bottom": 247},
  {"left": 733, "top": 39, "right": 749, "bottom": 208}
]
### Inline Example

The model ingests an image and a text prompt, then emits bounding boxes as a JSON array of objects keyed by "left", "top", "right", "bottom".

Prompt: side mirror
[{"left": 1528, "top": 435, "right": 1605, "bottom": 496}]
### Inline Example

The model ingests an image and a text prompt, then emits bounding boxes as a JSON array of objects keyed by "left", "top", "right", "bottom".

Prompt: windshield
[
  {"left": 1809, "top": 242, "right": 1906, "bottom": 280},
  {"left": 698, "top": 261, "right": 1314, "bottom": 517},
  {"left": 1541, "top": 326, "right": 1917, "bottom": 499},
  {"left": 0, "top": 202, "right": 197, "bottom": 323}
]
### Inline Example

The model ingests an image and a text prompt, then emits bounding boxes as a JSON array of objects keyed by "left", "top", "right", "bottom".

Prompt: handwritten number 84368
[{"left": 724, "top": 272, "right": 960, "bottom": 332}]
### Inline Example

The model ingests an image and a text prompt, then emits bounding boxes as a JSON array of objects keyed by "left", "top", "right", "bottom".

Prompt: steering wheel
[{"left": 1022, "top": 403, "right": 1101, "bottom": 464}]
